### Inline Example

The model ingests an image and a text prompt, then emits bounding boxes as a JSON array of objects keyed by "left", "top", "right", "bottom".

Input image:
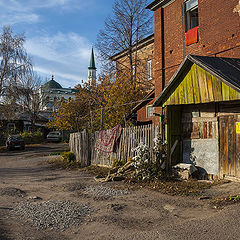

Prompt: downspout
[
  {"left": 161, "top": 7, "right": 165, "bottom": 91},
  {"left": 181, "top": 3, "right": 186, "bottom": 58}
]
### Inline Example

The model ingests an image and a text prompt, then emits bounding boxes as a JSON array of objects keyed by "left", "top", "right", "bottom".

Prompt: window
[
  {"left": 185, "top": 0, "right": 199, "bottom": 32},
  {"left": 132, "top": 65, "right": 136, "bottom": 80},
  {"left": 146, "top": 59, "right": 152, "bottom": 81},
  {"left": 147, "top": 105, "right": 154, "bottom": 118}
]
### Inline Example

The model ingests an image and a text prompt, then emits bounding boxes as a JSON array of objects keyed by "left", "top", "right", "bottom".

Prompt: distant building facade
[
  {"left": 40, "top": 49, "right": 97, "bottom": 117},
  {"left": 39, "top": 76, "right": 78, "bottom": 116}
]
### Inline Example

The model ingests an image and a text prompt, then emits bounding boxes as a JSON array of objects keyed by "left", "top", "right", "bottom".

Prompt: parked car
[
  {"left": 46, "top": 131, "right": 62, "bottom": 142},
  {"left": 6, "top": 135, "right": 25, "bottom": 150}
]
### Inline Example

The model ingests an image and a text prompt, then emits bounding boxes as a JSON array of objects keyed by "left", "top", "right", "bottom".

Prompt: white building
[
  {"left": 40, "top": 49, "right": 97, "bottom": 118},
  {"left": 39, "top": 75, "right": 78, "bottom": 117}
]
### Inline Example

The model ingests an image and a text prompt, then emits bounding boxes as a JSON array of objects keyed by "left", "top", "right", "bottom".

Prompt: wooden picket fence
[{"left": 69, "top": 124, "right": 157, "bottom": 167}]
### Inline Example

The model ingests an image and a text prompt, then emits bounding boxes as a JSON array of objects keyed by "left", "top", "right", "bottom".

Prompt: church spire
[
  {"left": 88, "top": 48, "right": 97, "bottom": 85},
  {"left": 88, "top": 48, "right": 96, "bottom": 70}
]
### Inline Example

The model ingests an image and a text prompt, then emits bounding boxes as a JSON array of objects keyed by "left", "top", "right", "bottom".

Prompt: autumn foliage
[{"left": 47, "top": 71, "right": 146, "bottom": 131}]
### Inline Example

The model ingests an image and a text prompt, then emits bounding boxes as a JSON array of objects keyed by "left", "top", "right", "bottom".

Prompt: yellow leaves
[{"left": 48, "top": 70, "right": 147, "bottom": 131}]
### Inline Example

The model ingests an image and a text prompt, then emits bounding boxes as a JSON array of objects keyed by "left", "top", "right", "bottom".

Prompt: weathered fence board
[
  {"left": 69, "top": 129, "right": 90, "bottom": 167},
  {"left": 69, "top": 124, "right": 158, "bottom": 167}
]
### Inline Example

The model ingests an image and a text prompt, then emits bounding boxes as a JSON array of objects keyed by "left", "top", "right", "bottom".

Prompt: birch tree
[{"left": 0, "top": 25, "right": 32, "bottom": 97}]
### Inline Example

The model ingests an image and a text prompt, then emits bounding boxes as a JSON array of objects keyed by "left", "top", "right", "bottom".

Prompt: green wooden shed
[{"left": 153, "top": 55, "right": 240, "bottom": 179}]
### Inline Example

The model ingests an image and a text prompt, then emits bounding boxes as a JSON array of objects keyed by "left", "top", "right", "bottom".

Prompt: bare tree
[
  {"left": 96, "top": 0, "right": 153, "bottom": 79},
  {"left": 0, "top": 25, "right": 32, "bottom": 97},
  {"left": 8, "top": 71, "right": 46, "bottom": 128}
]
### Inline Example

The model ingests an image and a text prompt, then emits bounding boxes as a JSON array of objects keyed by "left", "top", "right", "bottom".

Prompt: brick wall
[
  {"left": 113, "top": 36, "right": 155, "bottom": 123},
  {"left": 153, "top": 0, "right": 240, "bottom": 100}
]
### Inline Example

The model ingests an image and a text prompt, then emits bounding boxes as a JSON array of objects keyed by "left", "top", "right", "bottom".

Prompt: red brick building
[
  {"left": 111, "top": 34, "right": 155, "bottom": 124},
  {"left": 146, "top": 0, "right": 240, "bottom": 178},
  {"left": 147, "top": 0, "right": 240, "bottom": 119}
]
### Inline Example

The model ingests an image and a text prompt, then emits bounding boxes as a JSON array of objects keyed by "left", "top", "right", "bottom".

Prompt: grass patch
[
  {"left": 47, "top": 155, "right": 80, "bottom": 169},
  {"left": 49, "top": 152, "right": 62, "bottom": 156},
  {"left": 210, "top": 194, "right": 240, "bottom": 208}
]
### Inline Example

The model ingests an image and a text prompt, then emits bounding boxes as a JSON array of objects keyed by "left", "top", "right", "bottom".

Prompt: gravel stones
[
  {"left": 12, "top": 200, "right": 91, "bottom": 231},
  {"left": 83, "top": 185, "right": 129, "bottom": 199},
  {"left": 0, "top": 187, "right": 26, "bottom": 197}
]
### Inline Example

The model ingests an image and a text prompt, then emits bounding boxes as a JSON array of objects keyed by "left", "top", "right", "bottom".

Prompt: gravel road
[{"left": 0, "top": 143, "right": 240, "bottom": 240}]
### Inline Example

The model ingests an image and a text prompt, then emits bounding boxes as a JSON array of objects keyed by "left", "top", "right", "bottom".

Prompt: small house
[{"left": 153, "top": 54, "right": 240, "bottom": 179}]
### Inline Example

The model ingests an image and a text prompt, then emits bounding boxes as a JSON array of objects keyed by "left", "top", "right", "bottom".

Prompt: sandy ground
[{"left": 0, "top": 143, "right": 240, "bottom": 240}]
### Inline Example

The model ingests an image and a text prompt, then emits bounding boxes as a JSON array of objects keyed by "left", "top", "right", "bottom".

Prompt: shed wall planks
[{"left": 163, "top": 64, "right": 240, "bottom": 107}]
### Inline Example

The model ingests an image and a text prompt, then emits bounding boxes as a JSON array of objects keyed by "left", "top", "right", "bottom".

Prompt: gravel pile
[
  {"left": 83, "top": 185, "right": 129, "bottom": 198},
  {"left": 0, "top": 187, "right": 26, "bottom": 197},
  {"left": 12, "top": 200, "right": 91, "bottom": 231}
]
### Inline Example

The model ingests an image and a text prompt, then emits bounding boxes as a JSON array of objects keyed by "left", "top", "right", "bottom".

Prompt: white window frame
[
  {"left": 146, "top": 59, "right": 152, "bottom": 81},
  {"left": 146, "top": 105, "right": 154, "bottom": 118},
  {"left": 184, "top": 0, "right": 199, "bottom": 32}
]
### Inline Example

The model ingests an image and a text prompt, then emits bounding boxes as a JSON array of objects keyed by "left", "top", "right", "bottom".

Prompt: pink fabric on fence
[{"left": 95, "top": 125, "right": 122, "bottom": 153}]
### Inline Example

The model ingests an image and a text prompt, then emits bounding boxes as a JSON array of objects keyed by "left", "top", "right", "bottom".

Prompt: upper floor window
[
  {"left": 147, "top": 105, "right": 154, "bottom": 118},
  {"left": 185, "top": 0, "right": 199, "bottom": 32},
  {"left": 146, "top": 59, "right": 152, "bottom": 81}
]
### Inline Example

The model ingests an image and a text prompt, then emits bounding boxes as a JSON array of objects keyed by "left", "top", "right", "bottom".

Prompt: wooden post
[{"left": 100, "top": 108, "right": 104, "bottom": 130}]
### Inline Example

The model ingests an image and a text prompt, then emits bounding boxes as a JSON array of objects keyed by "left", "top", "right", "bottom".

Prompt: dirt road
[{"left": 0, "top": 143, "right": 240, "bottom": 240}]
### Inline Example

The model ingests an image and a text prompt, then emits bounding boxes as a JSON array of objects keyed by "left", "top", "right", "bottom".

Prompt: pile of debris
[{"left": 95, "top": 161, "right": 134, "bottom": 182}]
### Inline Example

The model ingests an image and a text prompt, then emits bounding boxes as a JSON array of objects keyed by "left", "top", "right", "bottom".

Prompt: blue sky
[{"left": 0, "top": 0, "right": 153, "bottom": 88}]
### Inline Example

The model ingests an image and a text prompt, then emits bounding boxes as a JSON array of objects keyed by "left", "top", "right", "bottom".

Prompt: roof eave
[
  {"left": 152, "top": 55, "right": 190, "bottom": 107},
  {"left": 110, "top": 34, "right": 154, "bottom": 61},
  {"left": 146, "top": 0, "right": 175, "bottom": 11}
]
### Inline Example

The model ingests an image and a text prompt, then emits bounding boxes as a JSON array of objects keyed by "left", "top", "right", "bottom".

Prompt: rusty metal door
[{"left": 219, "top": 115, "right": 240, "bottom": 177}]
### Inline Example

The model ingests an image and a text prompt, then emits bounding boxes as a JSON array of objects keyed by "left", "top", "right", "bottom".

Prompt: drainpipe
[
  {"left": 161, "top": 7, "right": 165, "bottom": 91},
  {"left": 181, "top": 3, "right": 186, "bottom": 58}
]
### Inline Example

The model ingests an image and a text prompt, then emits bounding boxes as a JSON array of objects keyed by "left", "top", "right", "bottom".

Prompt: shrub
[
  {"left": 61, "top": 151, "right": 76, "bottom": 166},
  {"left": 20, "top": 130, "right": 43, "bottom": 144},
  {"left": 131, "top": 142, "right": 164, "bottom": 181}
]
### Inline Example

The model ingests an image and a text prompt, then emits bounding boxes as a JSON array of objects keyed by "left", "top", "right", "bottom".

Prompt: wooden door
[
  {"left": 167, "top": 106, "right": 182, "bottom": 166},
  {"left": 219, "top": 115, "right": 240, "bottom": 177}
]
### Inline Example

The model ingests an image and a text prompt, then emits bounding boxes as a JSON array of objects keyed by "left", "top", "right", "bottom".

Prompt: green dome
[{"left": 43, "top": 77, "right": 62, "bottom": 89}]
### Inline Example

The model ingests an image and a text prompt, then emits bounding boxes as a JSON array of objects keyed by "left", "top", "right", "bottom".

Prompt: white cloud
[
  {"left": 34, "top": 66, "right": 83, "bottom": 87},
  {"left": 26, "top": 32, "right": 93, "bottom": 87},
  {"left": 26, "top": 32, "right": 90, "bottom": 65},
  {"left": 0, "top": 0, "right": 88, "bottom": 24}
]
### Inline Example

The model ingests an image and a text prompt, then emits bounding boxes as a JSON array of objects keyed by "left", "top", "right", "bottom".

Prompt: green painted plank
[
  {"left": 211, "top": 75, "right": 222, "bottom": 101},
  {"left": 229, "top": 87, "right": 237, "bottom": 101},
  {"left": 174, "top": 86, "right": 179, "bottom": 104},
  {"left": 183, "top": 77, "right": 189, "bottom": 104},
  {"left": 170, "top": 92, "right": 175, "bottom": 105},
  {"left": 236, "top": 91, "right": 240, "bottom": 99},
  {"left": 178, "top": 80, "right": 185, "bottom": 104},
  {"left": 222, "top": 82, "right": 230, "bottom": 101},
  {"left": 191, "top": 64, "right": 201, "bottom": 104},
  {"left": 186, "top": 70, "right": 194, "bottom": 104},
  {"left": 206, "top": 72, "right": 214, "bottom": 101},
  {"left": 197, "top": 66, "right": 209, "bottom": 103}
]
